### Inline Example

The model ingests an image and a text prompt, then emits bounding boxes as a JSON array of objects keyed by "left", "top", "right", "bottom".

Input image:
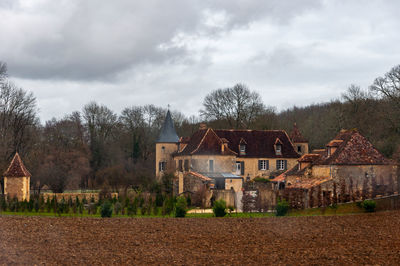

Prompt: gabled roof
[
  {"left": 177, "top": 128, "right": 237, "bottom": 156},
  {"left": 175, "top": 128, "right": 299, "bottom": 158},
  {"left": 316, "top": 129, "right": 394, "bottom": 165},
  {"left": 290, "top": 123, "right": 308, "bottom": 143},
  {"left": 3, "top": 153, "right": 31, "bottom": 177},
  {"left": 214, "top": 129, "right": 299, "bottom": 158},
  {"left": 157, "top": 110, "right": 179, "bottom": 143}
]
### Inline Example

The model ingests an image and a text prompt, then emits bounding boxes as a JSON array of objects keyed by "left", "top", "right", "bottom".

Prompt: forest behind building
[{"left": 1, "top": 61, "right": 400, "bottom": 193}]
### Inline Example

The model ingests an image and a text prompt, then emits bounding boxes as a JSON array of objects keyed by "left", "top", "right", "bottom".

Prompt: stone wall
[
  {"left": 42, "top": 192, "right": 118, "bottom": 202},
  {"left": 155, "top": 142, "right": 178, "bottom": 180},
  {"left": 212, "top": 189, "right": 236, "bottom": 208},
  {"left": 4, "top": 176, "right": 30, "bottom": 201}
]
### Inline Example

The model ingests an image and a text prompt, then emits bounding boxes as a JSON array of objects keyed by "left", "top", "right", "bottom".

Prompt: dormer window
[
  {"left": 275, "top": 144, "right": 282, "bottom": 155},
  {"left": 239, "top": 138, "right": 247, "bottom": 155},
  {"left": 274, "top": 138, "right": 283, "bottom": 155},
  {"left": 240, "top": 144, "right": 246, "bottom": 155}
]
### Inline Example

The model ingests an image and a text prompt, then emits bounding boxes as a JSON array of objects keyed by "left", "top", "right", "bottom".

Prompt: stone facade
[
  {"left": 3, "top": 153, "right": 31, "bottom": 201},
  {"left": 4, "top": 176, "right": 30, "bottom": 201}
]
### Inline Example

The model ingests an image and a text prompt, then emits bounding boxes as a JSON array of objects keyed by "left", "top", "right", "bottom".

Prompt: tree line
[{"left": 1, "top": 61, "right": 400, "bottom": 193}]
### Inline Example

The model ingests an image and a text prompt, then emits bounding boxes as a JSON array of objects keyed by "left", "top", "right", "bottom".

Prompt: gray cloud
[{"left": 3, "top": 0, "right": 400, "bottom": 122}]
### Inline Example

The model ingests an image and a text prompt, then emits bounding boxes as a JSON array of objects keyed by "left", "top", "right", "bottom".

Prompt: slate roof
[
  {"left": 175, "top": 128, "right": 299, "bottom": 158},
  {"left": 3, "top": 153, "right": 31, "bottom": 177},
  {"left": 290, "top": 123, "right": 308, "bottom": 143},
  {"left": 157, "top": 110, "right": 179, "bottom": 143}
]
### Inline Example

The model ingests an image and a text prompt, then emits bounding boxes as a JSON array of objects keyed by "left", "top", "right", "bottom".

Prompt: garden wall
[{"left": 42, "top": 192, "right": 118, "bottom": 202}]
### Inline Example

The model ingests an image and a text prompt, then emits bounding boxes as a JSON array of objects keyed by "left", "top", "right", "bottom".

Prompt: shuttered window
[
  {"left": 184, "top": 159, "right": 189, "bottom": 171},
  {"left": 258, "top": 160, "right": 269, "bottom": 170},
  {"left": 159, "top": 161, "right": 166, "bottom": 171},
  {"left": 276, "top": 160, "right": 287, "bottom": 170}
]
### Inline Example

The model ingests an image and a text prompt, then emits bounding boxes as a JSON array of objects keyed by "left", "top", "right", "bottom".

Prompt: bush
[
  {"left": 127, "top": 201, "right": 137, "bottom": 216},
  {"left": 253, "top": 177, "right": 271, "bottom": 183},
  {"left": 362, "top": 199, "right": 376, "bottom": 212},
  {"left": 100, "top": 201, "right": 113, "bottom": 218},
  {"left": 174, "top": 196, "right": 187, "bottom": 218},
  {"left": 162, "top": 197, "right": 174, "bottom": 216},
  {"left": 213, "top": 199, "right": 227, "bottom": 217},
  {"left": 275, "top": 199, "right": 289, "bottom": 216},
  {"left": 114, "top": 202, "right": 122, "bottom": 215},
  {"left": 88, "top": 202, "right": 97, "bottom": 215}
]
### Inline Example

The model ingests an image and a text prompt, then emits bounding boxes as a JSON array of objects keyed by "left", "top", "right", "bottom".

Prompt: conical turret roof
[
  {"left": 157, "top": 110, "right": 179, "bottom": 143},
  {"left": 3, "top": 152, "right": 31, "bottom": 177}
]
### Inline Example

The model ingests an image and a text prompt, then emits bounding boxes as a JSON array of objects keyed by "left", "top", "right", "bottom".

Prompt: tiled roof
[
  {"left": 186, "top": 171, "right": 212, "bottom": 181},
  {"left": 176, "top": 128, "right": 237, "bottom": 156},
  {"left": 3, "top": 153, "right": 31, "bottom": 177},
  {"left": 316, "top": 129, "right": 394, "bottom": 165},
  {"left": 290, "top": 123, "right": 308, "bottom": 143},
  {"left": 213, "top": 129, "right": 299, "bottom": 158},
  {"left": 298, "top": 154, "right": 321, "bottom": 163}
]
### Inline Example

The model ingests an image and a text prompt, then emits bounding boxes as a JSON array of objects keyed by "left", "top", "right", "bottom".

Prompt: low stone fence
[
  {"left": 212, "top": 190, "right": 236, "bottom": 208},
  {"left": 375, "top": 194, "right": 400, "bottom": 211},
  {"left": 42, "top": 192, "right": 118, "bottom": 202}
]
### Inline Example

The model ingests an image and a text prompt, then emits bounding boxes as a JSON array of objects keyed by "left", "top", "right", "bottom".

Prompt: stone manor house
[{"left": 156, "top": 111, "right": 399, "bottom": 209}]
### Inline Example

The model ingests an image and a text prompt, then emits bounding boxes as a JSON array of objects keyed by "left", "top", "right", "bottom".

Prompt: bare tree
[
  {"left": 370, "top": 65, "right": 400, "bottom": 109},
  {"left": 200, "top": 83, "right": 265, "bottom": 129}
]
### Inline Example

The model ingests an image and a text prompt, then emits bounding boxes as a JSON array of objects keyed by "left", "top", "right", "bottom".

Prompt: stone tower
[
  {"left": 3, "top": 152, "right": 31, "bottom": 201},
  {"left": 155, "top": 110, "right": 179, "bottom": 181},
  {"left": 290, "top": 123, "right": 309, "bottom": 156}
]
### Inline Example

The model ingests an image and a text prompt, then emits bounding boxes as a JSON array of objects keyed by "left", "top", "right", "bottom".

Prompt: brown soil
[{"left": 1, "top": 211, "right": 400, "bottom": 265}]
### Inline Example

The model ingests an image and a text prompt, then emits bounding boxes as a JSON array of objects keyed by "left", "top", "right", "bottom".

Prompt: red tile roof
[
  {"left": 290, "top": 123, "right": 308, "bottom": 143},
  {"left": 298, "top": 154, "right": 321, "bottom": 163},
  {"left": 3, "top": 153, "right": 31, "bottom": 177},
  {"left": 316, "top": 129, "right": 394, "bottom": 165},
  {"left": 177, "top": 128, "right": 237, "bottom": 156}
]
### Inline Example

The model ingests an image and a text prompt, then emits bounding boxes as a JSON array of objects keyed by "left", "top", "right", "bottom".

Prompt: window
[
  {"left": 236, "top": 161, "right": 245, "bottom": 175},
  {"left": 209, "top": 160, "right": 214, "bottom": 172},
  {"left": 159, "top": 161, "right": 166, "bottom": 172},
  {"left": 258, "top": 160, "right": 269, "bottom": 170},
  {"left": 184, "top": 159, "right": 189, "bottom": 171},
  {"left": 276, "top": 160, "right": 287, "bottom": 170},
  {"left": 239, "top": 144, "right": 246, "bottom": 155},
  {"left": 297, "top": 146, "right": 302, "bottom": 153},
  {"left": 178, "top": 160, "right": 183, "bottom": 171},
  {"left": 275, "top": 144, "right": 282, "bottom": 155},
  {"left": 161, "top": 146, "right": 165, "bottom": 153}
]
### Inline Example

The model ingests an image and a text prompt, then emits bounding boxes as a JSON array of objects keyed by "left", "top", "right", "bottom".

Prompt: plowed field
[{"left": 1, "top": 211, "right": 400, "bottom": 265}]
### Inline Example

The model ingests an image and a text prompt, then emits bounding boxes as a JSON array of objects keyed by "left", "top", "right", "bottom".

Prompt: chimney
[{"left": 199, "top": 123, "right": 207, "bottom": 130}]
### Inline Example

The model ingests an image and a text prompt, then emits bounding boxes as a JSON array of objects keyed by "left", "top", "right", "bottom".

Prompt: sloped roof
[
  {"left": 298, "top": 153, "right": 322, "bottom": 163},
  {"left": 214, "top": 129, "right": 299, "bottom": 158},
  {"left": 316, "top": 129, "right": 394, "bottom": 165},
  {"left": 176, "top": 128, "right": 299, "bottom": 158},
  {"left": 157, "top": 110, "right": 179, "bottom": 143},
  {"left": 177, "top": 128, "right": 237, "bottom": 156},
  {"left": 3, "top": 153, "right": 31, "bottom": 177},
  {"left": 290, "top": 123, "right": 308, "bottom": 143}
]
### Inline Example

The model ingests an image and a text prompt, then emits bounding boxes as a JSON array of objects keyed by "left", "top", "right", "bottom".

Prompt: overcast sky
[{"left": 1, "top": 0, "right": 400, "bottom": 122}]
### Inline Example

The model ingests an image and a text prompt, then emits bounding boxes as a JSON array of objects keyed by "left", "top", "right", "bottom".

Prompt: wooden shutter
[
  {"left": 159, "top": 162, "right": 161, "bottom": 171},
  {"left": 258, "top": 160, "right": 262, "bottom": 170},
  {"left": 284, "top": 160, "right": 287, "bottom": 170},
  {"left": 276, "top": 160, "right": 279, "bottom": 170},
  {"left": 266, "top": 160, "right": 269, "bottom": 170},
  {"left": 240, "top": 161, "right": 245, "bottom": 175}
]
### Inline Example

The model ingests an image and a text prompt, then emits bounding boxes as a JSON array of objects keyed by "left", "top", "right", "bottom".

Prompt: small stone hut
[{"left": 3, "top": 153, "right": 31, "bottom": 201}]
